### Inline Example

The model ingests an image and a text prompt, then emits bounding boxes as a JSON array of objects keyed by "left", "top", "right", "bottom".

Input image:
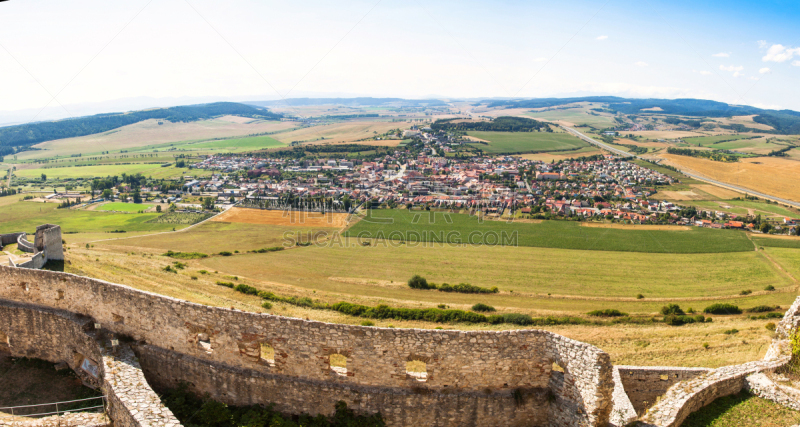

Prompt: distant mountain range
[
  {"left": 485, "top": 97, "right": 800, "bottom": 134},
  {"left": 246, "top": 97, "right": 447, "bottom": 108}
]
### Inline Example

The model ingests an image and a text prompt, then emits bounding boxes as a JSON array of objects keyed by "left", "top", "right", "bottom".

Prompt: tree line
[{"left": 431, "top": 116, "right": 550, "bottom": 132}]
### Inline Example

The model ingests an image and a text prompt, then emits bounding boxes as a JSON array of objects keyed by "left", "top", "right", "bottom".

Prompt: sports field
[
  {"left": 465, "top": 131, "right": 589, "bottom": 154},
  {"left": 344, "top": 210, "right": 754, "bottom": 253},
  {"left": 96, "top": 202, "right": 155, "bottom": 212}
]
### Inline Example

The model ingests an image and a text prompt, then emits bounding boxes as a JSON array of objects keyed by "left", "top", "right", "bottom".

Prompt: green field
[
  {"left": 197, "top": 241, "right": 792, "bottom": 309},
  {"left": 686, "top": 199, "right": 798, "bottom": 218},
  {"left": 150, "top": 135, "right": 285, "bottom": 152},
  {"left": 96, "top": 202, "right": 155, "bottom": 212},
  {"left": 684, "top": 135, "right": 757, "bottom": 147},
  {"left": 14, "top": 164, "right": 212, "bottom": 180},
  {"left": 344, "top": 210, "right": 754, "bottom": 253},
  {"left": 0, "top": 199, "right": 181, "bottom": 235},
  {"left": 752, "top": 237, "right": 800, "bottom": 249},
  {"left": 466, "top": 131, "right": 588, "bottom": 154}
]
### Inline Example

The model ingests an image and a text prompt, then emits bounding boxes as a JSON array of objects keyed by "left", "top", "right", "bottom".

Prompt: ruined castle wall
[
  {"left": 0, "top": 265, "right": 614, "bottom": 426},
  {"left": 137, "top": 344, "right": 549, "bottom": 427},
  {"left": 16, "top": 234, "right": 35, "bottom": 253},
  {"left": 34, "top": 224, "right": 63, "bottom": 261},
  {"left": 616, "top": 366, "right": 712, "bottom": 414},
  {"left": 0, "top": 300, "right": 103, "bottom": 389},
  {"left": 0, "top": 232, "right": 25, "bottom": 248}
]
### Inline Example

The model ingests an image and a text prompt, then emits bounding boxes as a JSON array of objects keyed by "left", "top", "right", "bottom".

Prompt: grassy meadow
[
  {"left": 466, "top": 131, "right": 588, "bottom": 154},
  {"left": 344, "top": 210, "right": 755, "bottom": 253},
  {"left": 13, "top": 164, "right": 212, "bottom": 180},
  {"left": 96, "top": 202, "right": 155, "bottom": 212}
]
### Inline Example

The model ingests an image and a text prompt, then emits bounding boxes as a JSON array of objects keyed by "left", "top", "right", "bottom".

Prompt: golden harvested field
[
  {"left": 580, "top": 223, "right": 690, "bottom": 231},
  {"left": 212, "top": 207, "right": 351, "bottom": 228},
  {"left": 273, "top": 120, "right": 408, "bottom": 144},
  {"left": 658, "top": 184, "right": 742, "bottom": 201},
  {"left": 615, "top": 138, "right": 671, "bottom": 149},
  {"left": 658, "top": 190, "right": 706, "bottom": 200},
  {"left": 17, "top": 118, "right": 299, "bottom": 161},
  {"left": 693, "top": 184, "right": 743, "bottom": 199},
  {"left": 519, "top": 147, "right": 604, "bottom": 162},
  {"left": 660, "top": 154, "right": 800, "bottom": 203}
]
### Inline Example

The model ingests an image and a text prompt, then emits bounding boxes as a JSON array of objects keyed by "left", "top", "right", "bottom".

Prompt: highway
[{"left": 561, "top": 126, "right": 800, "bottom": 210}]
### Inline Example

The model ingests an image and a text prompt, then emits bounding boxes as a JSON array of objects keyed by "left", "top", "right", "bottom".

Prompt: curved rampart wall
[
  {"left": 0, "top": 265, "right": 614, "bottom": 426},
  {"left": 0, "top": 232, "right": 25, "bottom": 248},
  {"left": 16, "top": 234, "right": 35, "bottom": 253}
]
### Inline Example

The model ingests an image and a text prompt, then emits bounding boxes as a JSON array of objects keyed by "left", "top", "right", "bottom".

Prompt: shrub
[
  {"left": 587, "top": 309, "right": 627, "bottom": 317},
  {"left": 664, "top": 314, "right": 696, "bottom": 326},
  {"left": 437, "top": 304, "right": 448, "bottom": 309},
  {"left": 163, "top": 265, "right": 177, "bottom": 273},
  {"left": 163, "top": 250, "right": 208, "bottom": 259},
  {"left": 702, "top": 342, "right": 709, "bottom": 349},
  {"left": 216, "top": 281, "right": 234, "bottom": 288},
  {"left": 747, "top": 305, "right": 779, "bottom": 313},
  {"left": 704, "top": 304, "right": 742, "bottom": 315},
  {"left": 503, "top": 313, "right": 534, "bottom": 326},
  {"left": 172, "top": 261, "right": 187, "bottom": 269},
  {"left": 636, "top": 294, "right": 644, "bottom": 299},
  {"left": 218, "top": 251, "right": 233, "bottom": 256},
  {"left": 198, "top": 270, "right": 208, "bottom": 274},
  {"left": 723, "top": 328, "right": 739, "bottom": 335},
  {"left": 251, "top": 247, "right": 284, "bottom": 254},
  {"left": 261, "top": 301, "right": 272, "bottom": 309},
  {"left": 408, "top": 275, "right": 434, "bottom": 290},
  {"left": 233, "top": 284, "right": 259, "bottom": 295},
  {"left": 765, "top": 285, "right": 776, "bottom": 291},
  {"left": 360, "top": 320, "right": 375, "bottom": 327},
  {"left": 739, "top": 290, "right": 752, "bottom": 295},
  {"left": 190, "top": 276, "right": 198, "bottom": 280},
  {"left": 766, "top": 322, "right": 777, "bottom": 331},
  {"left": 438, "top": 283, "right": 498, "bottom": 294},
  {"left": 472, "top": 303, "right": 496, "bottom": 312},
  {"left": 660, "top": 304, "right": 684, "bottom": 316}
]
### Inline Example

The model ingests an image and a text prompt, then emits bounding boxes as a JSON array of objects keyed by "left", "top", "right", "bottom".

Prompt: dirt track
[{"left": 212, "top": 207, "right": 349, "bottom": 227}]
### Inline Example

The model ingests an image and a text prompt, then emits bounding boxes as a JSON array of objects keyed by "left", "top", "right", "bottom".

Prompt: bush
[
  {"left": 636, "top": 294, "right": 644, "bottom": 299},
  {"left": 704, "top": 303, "right": 742, "bottom": 315},
  {"left": 739, "top": 289, "right": 752, "bottom": 295},
  {"left": 723, "top": 328, "right": 739, "bottom": 335},
  {"left": 664, "top": 314, "right": 696, "bottom": 326},
  {"left": 661, "top": 304, "right": 684, "bottom": 316},
  {"left": 587, "top": 309, "right": 627, "bottom": 317},
  {"left": 502, "top": 313, "right": 534, "bottom": 326},
  {"left": 190, "top": 276, "right": 198, "bottom": 280},
  {"left": 216, "top": 281, "right": 234, "bottom": 288},
  {"left": 163, "top": 265, "right": 177, "bottom": 273},
  {"left": 251, "top": 247, "right": 284, "bottom": 254},
  {"left": 471, "top": 303, "right": 496, "bottom": 312},
  {"left": 765, "top": 285, "right": 776, "bottom": 291},
  {"left": 747, "top": 305, "right": 780, "bottom": 313},
  {"left": 360, "top": 320, "right": 375, "bottom": 327},
  {"left": 218, "top": 251, "right": 233, "bottom": 256},
  {"left": 438, "top": 283, "right": 498, "bottom": 294},
  {"left": 766, "top": 322, "right": 777, "bottom": 331},
  {"left": 163, "top": 250, "right": 208, "bottom": 259},
  {"left": 234, "top": 284, "right": 259, "bottom": 295},
  {"left": 407, "top": 275, "right": 434, "bottom": 290},
  {"left": 261, "top": 301, "right": 273, "bottom": 309}
]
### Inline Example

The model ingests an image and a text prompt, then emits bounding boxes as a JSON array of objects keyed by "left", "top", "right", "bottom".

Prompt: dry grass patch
[
  {"left": 661, "top": 154, "right": 800, "bottom": 203},
  {"left": 273, "top": 121, "right": 405, "bottom": 144},
  {"left": 212, "top": 207, "right": 350, "bottom": 228}
]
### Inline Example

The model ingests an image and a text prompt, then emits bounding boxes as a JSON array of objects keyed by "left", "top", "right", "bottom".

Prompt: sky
[{"left": 0, "top": 0, "right": 799, "bottom": 123}]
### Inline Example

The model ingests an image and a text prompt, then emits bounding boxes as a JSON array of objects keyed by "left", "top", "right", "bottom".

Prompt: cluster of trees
[
  {"left": 431, "top": 116, "right": 550, "bottom": 132},
  {"left": 0, "top": 102, "right": 282, "bottom": 151},
  {"left": 768, "top": 146, "right": 795, "bottom": 157},
  {"left": 407, "top": 275, "right": 498, "bottom": 294},
  {"left": 0, "top": 188, "right": 17, "bottom": 197},
  {"left": 667, "top": 147, "right": 739, "bottom": 162}
]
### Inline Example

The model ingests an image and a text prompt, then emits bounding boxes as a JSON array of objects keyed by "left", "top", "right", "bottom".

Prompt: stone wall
[
  {"left": 0, "top": 232, "right": 24, "bottom": 249},
  {"left": 16, "top": 234, "right": 34, "bottom": 253},
  {"left": 0, "top": 265, "right": 615, "bottom": 426},
  {"left": 34, "top": 224, "right": 63, "bottom": 261},
  {"left": 616, "top": 366, "right": 711, "bottom": 414}
]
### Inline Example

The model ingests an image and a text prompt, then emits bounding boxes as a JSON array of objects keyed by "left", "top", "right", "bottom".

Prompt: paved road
[{"left": 562, "top": 126, "right": 800, "bottom": 209}]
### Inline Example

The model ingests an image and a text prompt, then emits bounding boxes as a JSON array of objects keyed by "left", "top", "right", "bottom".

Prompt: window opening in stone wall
[
  {"left": 406, "top": 360, "right": 427, "bottom": 382},
  {"left": 112, "top": 313, "right": 124, "bottom": 324},
  {"left": 329, "top": 353, "right": 347, "bottom": 376},
  {"left": 56, "top": 290, "right": 64, "bottom": 300},
  {"left": 260, "top": 343, "right": 275, "bottom": 366},
  {"left": 552, "top": 361, "right": 565, "bottom": 373},
  {"left": 197, "top": 334, "right": 212, "bottom": 354}
]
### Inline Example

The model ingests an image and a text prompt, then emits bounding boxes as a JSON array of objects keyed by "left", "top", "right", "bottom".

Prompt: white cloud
[
  {"left": 749, "top": 76, "right": 759, "bottom": 80},
  {"left": 762, "top": 44, "right": 800, "bottom": 62},
  {"left": 720, "top": 65, "right": 743, "bottom": 72},
  {"left": 635, "top": 61, "right": 648, "bottom": 67},
  {"left": 700, "top": 71, "right": 712, "bottom": 75},
  {"left": 759, "top": 67, "right": 771, "bottom": 74},
  {"left": 712, "top": 52, "right": 730, "bottom": 57},
  {"left": 758, "top": 40, "right": 768, "bottom": 49},
  {"left": 733, "top": 71, "right": 743, "bottom": 78},
  {"left": 533, "top": 57, "right": 548, "bottom": 62},
  {"left": 596, "top": 35, "right": 608, "bottom": 40},
  {"left": 793, "top": 60, "right": 800, "bottom": 67}
]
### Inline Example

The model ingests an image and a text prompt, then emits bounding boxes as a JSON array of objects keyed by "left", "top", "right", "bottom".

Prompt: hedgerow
[{"left": 704, "top": 303, "right": 742, "bottom": 315}]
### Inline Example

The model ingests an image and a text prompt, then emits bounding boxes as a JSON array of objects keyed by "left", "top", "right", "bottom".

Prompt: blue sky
[{"left": 0, "top": 0, "right": 798, "bottom": 122}]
